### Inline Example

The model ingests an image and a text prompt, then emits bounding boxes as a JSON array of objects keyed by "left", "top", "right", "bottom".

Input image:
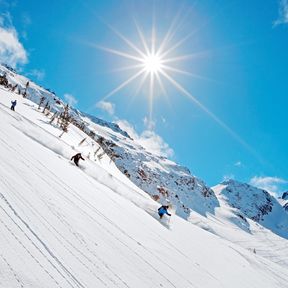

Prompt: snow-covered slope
[
  {"left": 78, "top": 114, "right": 219, "bottom": 219},
  {"left": 0, "top": 64, "right": 218, "bottom": 220},
  {"left": 1, "top": 74, "right": 288, "bottom": 287}
]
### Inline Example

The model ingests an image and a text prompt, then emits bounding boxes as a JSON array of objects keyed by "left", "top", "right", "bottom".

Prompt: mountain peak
[
  {"left": 214, "top": 180, "right": 274, "bottom": 222},
  {"left": 213, "top": 179, "right": 288, "bottom": 239}
]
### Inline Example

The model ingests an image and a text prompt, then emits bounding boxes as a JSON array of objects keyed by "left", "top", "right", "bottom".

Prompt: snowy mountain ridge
[
  {"left": 1, "top": 63, "right": 287, "bottom": 234},
  {"left": 214, "top": 179, "right": 274, "bottom": 222},
  {"left": 0, "top": 64, "right": 129, "bottom": 138},
  {"left": 1, "top": 64, "right": 288, "bottom": 287},
  {"left": 1, "top": 64, "right": 287, "bottom": 230},
  {"left": 213, "top": 180, "right": 288, "bottom": 238},
  {"left": 0, "top": 63, "right": 218, "bottom": 220}
]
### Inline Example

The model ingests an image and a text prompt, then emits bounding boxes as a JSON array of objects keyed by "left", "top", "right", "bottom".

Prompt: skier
[
  {"left": 10, "top": 100, "right": 17, "bottom": 111},
  {"left": 71, "top": 153, "right": 85, "bottom": 167},
  {"left": 158, "top": 205, "right": 171, "bottom": 219}
]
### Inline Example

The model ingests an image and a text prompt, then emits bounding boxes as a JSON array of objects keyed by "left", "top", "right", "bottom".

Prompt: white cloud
[
  {"left": 64, "top": 93, "right": 78, "bottom": 107},
  {"left": 249, "top": 176, "right": 288, "bottom": 196},
  {"left": 234, "top": 161, "right": 242, "bottom": 167},
  {"left": 116, "top": 119, "right": 174, "bottom": 158},
  {"left": 0, "top": 14, "right": 28, "bottom": 68},
  {"left": 26, "top": 69, "right": 45, "bottom": 81},
  {"left": 138, "top": 130, "right": 174, "bottom": 158},
  {"left": 96, "top": 100, "right": 115, "bottom": 116},
  {"left": 116, "top": 120, "right": 138, "bottom": 139},
  {"left": 274, "top": 0, "right": 288, "bottom": 26},
  {"left": 143, "top": 116, "right": 155, "bottom": 130}
]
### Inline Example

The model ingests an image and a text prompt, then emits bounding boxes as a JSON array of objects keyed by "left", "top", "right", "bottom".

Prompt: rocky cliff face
[
  {"left": 214, "top": 180, "right": 274, "bottom": 222},
  {"left": 281, "top": 192, "right": 288, "bottom": 212},
  {"left": 282, "top": 191, "right": 288, "bottom": 200},
  {"left": 102, "top": 139, "right": 219, "bottom": 218},
  {"left": 213, "top": 180, "right": 288, "bottom": 238}
]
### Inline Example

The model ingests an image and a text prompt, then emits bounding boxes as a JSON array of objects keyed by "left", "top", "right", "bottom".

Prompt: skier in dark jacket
[
  {"left": 71, "top": 153, "right": 85, "bottom": 167},
  {"left": 158, "top": 205, "right": 171, "bottom": 219},
  {"left": 10, "top": 100, "right": 17, "bottom": 111}
]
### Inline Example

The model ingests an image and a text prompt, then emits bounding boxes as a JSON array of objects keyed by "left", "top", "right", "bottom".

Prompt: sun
[
  {"left": 142, "top": 54, "right": 163, "bottom": 73},
  {"left": 96, "top": 19, "right": 220, "bottom": 128},
  {"left": 96, "top": 20, "right": 197, "bottom": 121},
  {"left": 91, "top": 14, "right": 259, "bottom": 163}
]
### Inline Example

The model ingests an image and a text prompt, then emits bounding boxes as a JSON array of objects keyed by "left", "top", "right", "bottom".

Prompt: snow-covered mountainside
[
  {"left": 1, "top": 66, "right": 288, "bottom": 288},
  {"left": 173, "top": 180, "right": 288, "bottom": 270},
  {"left": 213, "top": 180, "right": 288, "bottom": 237},
  {"left": 0, "top": 64, "right": 218, "bottom": 220},
  {"left": 0, "top": 65, "right": 128, "bottom": 138}
]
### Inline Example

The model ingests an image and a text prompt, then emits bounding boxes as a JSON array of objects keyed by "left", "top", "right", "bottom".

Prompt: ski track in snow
[
  {"left": 0, "top": 108, "right": 184, "bottom": 287},
  {"left": 0, "top": 253, "right": 24, "bottom": 288}
]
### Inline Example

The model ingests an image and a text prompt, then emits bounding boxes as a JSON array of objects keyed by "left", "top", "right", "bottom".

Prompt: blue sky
[{"left": 1, "top": 0, "right": 288, "bottom": 195}]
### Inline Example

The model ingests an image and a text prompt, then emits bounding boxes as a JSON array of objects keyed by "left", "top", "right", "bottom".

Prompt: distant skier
[
  {"left": 10, "top": 100, "right": 17, "bottom": 111},
  {"left": 158, "top": 205, "right": 171, "bottom": 219},
  {"left": 71, "top": 153, "right": 85, "bottom": 167}
]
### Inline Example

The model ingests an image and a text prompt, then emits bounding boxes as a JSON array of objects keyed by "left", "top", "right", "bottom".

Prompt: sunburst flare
[
  {"left": 94, "top": 16, "right": 261, "bottom": 163},
  {"left": 97, "top": 19, "right": 202, "bottom": 121}
]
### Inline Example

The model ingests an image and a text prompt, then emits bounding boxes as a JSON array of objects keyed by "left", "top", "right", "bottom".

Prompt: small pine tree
[
  {"left": 59, "top": 104, "right": 70, "bottom": 137},
  {"left": 11, "top": 84, "right": 17, "bottom": 92},
  {"left": 97, "top": 151, "right": 105, "bottom": 160},
  {"left": 42, "top": 101, "right": 49, "bottom": 114},
  {"left": 57, "top": 113, "right": 62, "bottom": 126},
  {"left": 23, "top": 81, "right": 30, "bottom": 98},
  {"left": 89, "top": 131, "right": 96, "bottom": 139},
  {"left": 0, "top": 74, "right": 8, "bottom": 87},
  {"left": 49, "top": 112, "right": 58, "bottom": 124},
  {"left": 94, "top": 146, "right": 101, "bottom": 157},
  {"left": 38, "top": 96, "right": 45, "bottom": 109}
]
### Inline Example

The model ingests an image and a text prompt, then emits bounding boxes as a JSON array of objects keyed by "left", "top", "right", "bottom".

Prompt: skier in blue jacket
[
  {"left": 10, "top": 100, "right": 17, "bottom": 111},
  {"left": 158, "top": 205, "right": 171, "bottom": 219}
]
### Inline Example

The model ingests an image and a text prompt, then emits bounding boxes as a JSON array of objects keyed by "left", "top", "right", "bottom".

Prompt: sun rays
[
  {"left": 91, "top": 14, "right": 262, "bottom": 163},
  {"left": 97, "top": 18, "right": 202, "bottom": 122}
]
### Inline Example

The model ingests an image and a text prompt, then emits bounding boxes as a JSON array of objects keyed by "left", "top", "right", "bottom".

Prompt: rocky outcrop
[
  {"left": 282, "top": 191, "right": 288, "bottom": 200},
  {"left": 215, "top": 180, "right": 274, "bottom": 222}
]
